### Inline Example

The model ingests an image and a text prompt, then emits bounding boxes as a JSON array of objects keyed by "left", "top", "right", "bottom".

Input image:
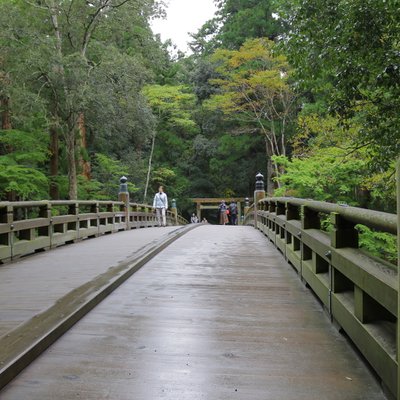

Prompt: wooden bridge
[{"left": 0, "top": 193, "right": 398, "bottom": 399}]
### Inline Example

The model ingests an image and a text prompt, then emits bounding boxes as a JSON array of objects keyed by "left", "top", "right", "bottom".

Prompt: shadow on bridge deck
[{"left": 0, "top": 225, "right": 387, "bottom": 399}]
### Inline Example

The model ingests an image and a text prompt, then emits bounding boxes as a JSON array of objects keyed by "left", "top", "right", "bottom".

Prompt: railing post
[
  {"left": 286, "top": 202, "right": 300, "bottom": 221},
  {"left": 254, "top": 172, "right": 265, "bottom": 229},
  {"left": 276, "top": 201, "right": 285, "bottom": 216},
  {"left": 68, "top": 202, "right": 79, "bottom": 240},
  {"left": 171, "top": 198, "right": 178, "bottom": 225},
  {"left": 301, "top": 206, "right": 320, "bottom": 230},
  {"left": 0, "top": 204, "right": 13, "bottom": 261},
  {"left": 244, "top": 197, "right": 250, "bottom": 214},
  {"left": 330, "top": 213, "right": 358, "bottom": 249},
  {"left": 118, "top": 176, "right": 129, "bottom": 230},
  {"left": 397, "top": 159, "right": 400, "bottom": 400},
  {"left": 38, "top": 202, "right": 51, "bottom": 241}
]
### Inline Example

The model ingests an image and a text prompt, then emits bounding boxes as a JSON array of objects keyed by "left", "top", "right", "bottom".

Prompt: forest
[{"left": 0, "top": 0, "right": 399, "bottom": 225}]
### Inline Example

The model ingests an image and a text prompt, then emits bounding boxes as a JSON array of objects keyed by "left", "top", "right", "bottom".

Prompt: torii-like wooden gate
[{"left": 191, "top": 198, "right": 246, "bottom": 224}]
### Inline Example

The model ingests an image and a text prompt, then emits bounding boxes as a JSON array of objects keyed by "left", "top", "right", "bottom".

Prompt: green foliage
[
  {"left": 90, "top": 153, "right": 138, "bottom": 200},
  {"left": 277, "top": 112, "right": 397, "bottom": 212},
  {"left": 151, "top": 167, "right": 176, "bottom": 190},
  {"left": 277, "top": 0, "right": 400, "bottom": 168},
  {"left": 215, "top": 0, "right": 281, "bottom": 48},
  {"left": 273, "top": 149, "right": 366, "bottom": 204},
  {"left": 0, "top": 0, "right": 168, "bottom": 199},
  {"left": 85, "top": 48, "right": 156, "bottom": 158},
  {"left": 0, "top": 130, "right": 49, "bottom": 165},
  {"left": 206, "top": 38, "right": 296, "bottom": 134},
  {"left": 190, "top": 0, "right": 282, "bottom": 55},
  {"left": 0, "top": 165, "right": 48, "bottom": 200},
  {"left": 0, "top": 129, "right": 49, "bottom": 199},
  {"left": 356, "top": 225, "right": 397, "bottom": 266},
  {"left": 204, "top": 38, "right": 297, "bottom": 189},
  {"left": 143, "top": 84, "right": 198, "bottom": 134},
  {"left": 0, "top": 0, "right": 396, "bottom": 226}
]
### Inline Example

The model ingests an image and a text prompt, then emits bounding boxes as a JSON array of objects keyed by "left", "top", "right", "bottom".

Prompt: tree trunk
[
  {"left": 265, "top": 140, "right": 275, "bottom": 196},
  {"left": 1, "top": 96, "right": 11, "bottom": 130},
  {"left": 143, "top": 132, "right": 156, "bottom": 203},
  {"left": 49, "top": 126, "right": 59, "bottom": 199},
  {"left": 77, "top": 112, "right": 91, "bottom": 179},
  {"left": 66, "top": 129, "right": 78, "bottom": 200}
]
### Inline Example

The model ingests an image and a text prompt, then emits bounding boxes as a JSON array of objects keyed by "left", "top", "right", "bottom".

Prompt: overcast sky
[{"left": 151, "top": 0, "right": 217, "bottom": 53}]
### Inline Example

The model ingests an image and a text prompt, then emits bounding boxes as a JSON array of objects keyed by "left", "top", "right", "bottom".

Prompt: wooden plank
[{"left": 0, "top": 226, "right": 386, "bottom": 400}]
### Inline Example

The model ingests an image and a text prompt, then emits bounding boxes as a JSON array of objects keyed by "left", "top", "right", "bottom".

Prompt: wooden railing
[
  {"left": 0, "top": 200, "right": 187, "bottom": 263},
  {"left": 245, "top": 197, "right": 397, "bottom": 398}
]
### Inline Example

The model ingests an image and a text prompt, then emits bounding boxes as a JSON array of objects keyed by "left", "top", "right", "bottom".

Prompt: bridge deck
[
  {"left": 0, "top": 226, "right": 182, "bottom": 338},
  {"left": 0, "top": 226, "right": 386, "bottom": 399}
]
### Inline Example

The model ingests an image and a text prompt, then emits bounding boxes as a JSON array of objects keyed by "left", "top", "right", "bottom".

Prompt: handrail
[
  {"left": 245, "top": 196, "right": 398, "bottom": 398},
  {"left": 261, "top": 197, "right": 397, "bottom": 234},
  {"left": 0, "top": 200, "right": 188, "bottom": 263}
]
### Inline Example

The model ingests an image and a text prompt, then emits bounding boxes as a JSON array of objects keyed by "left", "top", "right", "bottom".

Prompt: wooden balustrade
[
  {"left": 244, "top": 197, "right": 398, "bottom": 398},
  {"left": 0, "top": 200, "right": 187, "bottom": 264}
]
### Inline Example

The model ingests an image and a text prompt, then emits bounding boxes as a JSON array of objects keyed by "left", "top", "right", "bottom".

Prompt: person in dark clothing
[{"left": 229, "top": 201, "right": 238, "bottom": 225}]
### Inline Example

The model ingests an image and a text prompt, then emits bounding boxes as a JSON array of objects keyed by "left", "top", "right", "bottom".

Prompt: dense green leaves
[
  {"left": 204, "top": 38, "right": 297, "bottom": 192},
  {"left": 215, "top": 0, "right": 282, "bottom": 48},
  {"left": 0, "top": 0, "right": 397, "bottom": 226},
  {"left": 273, "top": 149, "right": 366, "bottom": 204},
  {"left": 190, "top": 0, "right": 282, "bottom": 54},
  {"left": 0, "top": 130, "right": 49, "bottom": 199},
  {"left": 278, "top": 0, "right": 400, "bottom": 167}
]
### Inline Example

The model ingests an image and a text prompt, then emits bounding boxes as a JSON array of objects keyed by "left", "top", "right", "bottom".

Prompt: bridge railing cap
[{"left": 259, "top": 196, "right": 397, "bottom": 234}]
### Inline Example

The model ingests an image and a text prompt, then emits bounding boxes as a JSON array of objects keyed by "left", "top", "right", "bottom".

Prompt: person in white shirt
[{"left": 153, "top": 186, "right": 168, "bottom": 227}]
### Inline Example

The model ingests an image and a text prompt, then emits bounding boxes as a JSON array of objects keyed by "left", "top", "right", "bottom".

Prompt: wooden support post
[
  {"left": 286, "top": 203, "right": 300, "bottom": 221},
  {"left": 330, "top": 212, "right": 358, "bottom": 249},
  {"left": 355, "top": 286, "right": 393, "bottom": 324},
  {"left": 254, "top": 171, "right": 265, "bottom": 229},
  {"left": 118, "top": 176, "right": 129, "bottom": 230},
  {"left": 276, "top": 201, "right": 285, "bottom": 216},
  {"left": 90, "top": 202, "right": 99, "bottom": 230},
  {"left": 301, "top": 206, "right": 320, "bottom": 230},
  {"left": 68, "top": 202, "right": 79, "bottom": 239},
  {"left": 397, "top": 159, "right": 400, "bottom": 400},
  {"left": 268, "top": 201, "right": 276, "bottom": 213},
  {"left": 38, "top": 203, "right": 51, "bottom": 237},
  {"left": 0, "top": 205, "right": 13, "bottom": 261}
]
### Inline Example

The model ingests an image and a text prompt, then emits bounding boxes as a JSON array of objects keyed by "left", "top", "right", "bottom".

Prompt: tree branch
[
  {"left": 111, "top": 0, "right": 130, "bottom": 8},
  {"left": 23, "top": 0, "right": 47, "bottom": 10}
]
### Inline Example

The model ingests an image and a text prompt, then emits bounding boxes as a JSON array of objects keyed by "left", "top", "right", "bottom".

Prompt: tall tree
[
  {"left": 215, "top": 0, "right": 282, "bottom": 48},
  {"left": 190, "top": 0, "right": 282, "bottom": 56},
  {"left": 0, "top": 0, "right": 164, "bottom": 199},
  {"left": 278, "top": 0, "right": 400, "bottom": 168},
  {"left": 205, "top": 38, "right": 297, "bottom": 193},
  {"left": 142, "top": 84, "right": 198, "bottom": 201}
]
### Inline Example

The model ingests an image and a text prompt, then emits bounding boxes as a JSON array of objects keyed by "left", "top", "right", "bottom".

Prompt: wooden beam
[{"left": 191, "top": 198, "right": 246, "bottom": 204}]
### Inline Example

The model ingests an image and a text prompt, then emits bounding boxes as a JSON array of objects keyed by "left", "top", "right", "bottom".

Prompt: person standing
[
  {"left": 218, "top": 200, "right": 228, "bottom": 225},
  {"left": 153, "top": 186, "right": 168, "bottom": 227},
  {"left": 229, "top": 201, "right": 238, "bottom": 225}
]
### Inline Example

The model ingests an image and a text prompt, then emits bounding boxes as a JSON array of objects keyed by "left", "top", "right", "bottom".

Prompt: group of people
[
  {"left": 190, "top": 214, "right": 208, "bottom": 224},
  {"left": 218, "top": 200, "right": 238, "bottom": 225},
  {"left": 190, "top": 200, "right": 238, "bottom": 225},
  {"left": 153, "top": 187, "right": 238, "bottom": 227}
]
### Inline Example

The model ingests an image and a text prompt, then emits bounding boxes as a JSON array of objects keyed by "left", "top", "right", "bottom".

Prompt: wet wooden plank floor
[
  {"left": 0, "top": 227, "right": 181, "bottom": 338},
  {"left": 0, "top": 226, "right": 386, "bottom": 399}
]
